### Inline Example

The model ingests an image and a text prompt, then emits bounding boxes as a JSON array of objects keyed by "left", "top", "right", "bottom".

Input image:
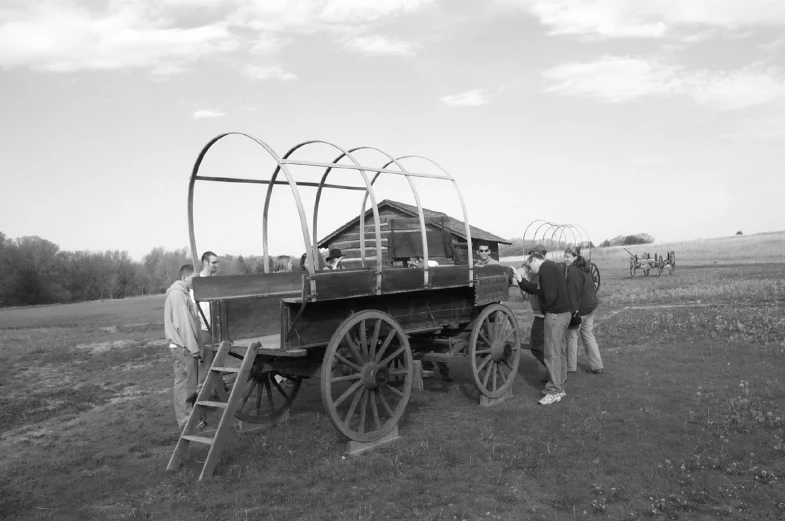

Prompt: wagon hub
[
  {"left": 361, "top": 364, "right": 390, "bottom": 389},
  {"left": 491, "top": 341, "right": 512, "bottom": 362}
]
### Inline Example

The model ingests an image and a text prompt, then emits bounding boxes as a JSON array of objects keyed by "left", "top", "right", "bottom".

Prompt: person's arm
[
  {"left": 176, "top": 294, "right": 201, "bottom": 356},
  {"left": 511, "top": 269, "right": 538, "bottom": 294},
  {"left": 539, "top": 265, "right": 559, "bottom": 309},
  {"left": 566, "top": 269, "right": 580, "bottom": 315}
]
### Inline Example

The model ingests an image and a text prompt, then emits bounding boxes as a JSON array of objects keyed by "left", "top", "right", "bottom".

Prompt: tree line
[{"left": 0, "top": 231, "right": 291, "bottom": 307}]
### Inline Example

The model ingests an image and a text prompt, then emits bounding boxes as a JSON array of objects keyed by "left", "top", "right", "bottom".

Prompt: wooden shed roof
[{"left": 318, "top": 199, "right": 511, "bottom": 248}]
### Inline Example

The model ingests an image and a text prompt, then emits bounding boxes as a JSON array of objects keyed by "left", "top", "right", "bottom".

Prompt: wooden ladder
[{"left": 167, "top": 340, "right": 258, "bottom": 480}]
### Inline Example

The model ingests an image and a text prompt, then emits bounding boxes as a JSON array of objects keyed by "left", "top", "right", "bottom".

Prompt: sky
[{"left": 1, "top": 0, "right": 784, "bottom": 261}]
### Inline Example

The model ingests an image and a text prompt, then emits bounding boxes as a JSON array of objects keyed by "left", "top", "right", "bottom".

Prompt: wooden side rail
[{"left": 193, "top": 272, "right": 304, "bottom": 301}]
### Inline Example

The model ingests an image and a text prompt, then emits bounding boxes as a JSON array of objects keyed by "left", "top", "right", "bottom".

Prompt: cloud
[
  {"left": 502, "top": 0, "right": 785, "bottom": 38},
  {"left": 440, "top": 89, "right": 490, "bottom": 107},
  {"left": 0, "top": 1, "right": 237, "bottom": 74},
  {"left": 544, "top": 56, "right": 785, "bottom": 110},
  {"left": 343, "top": 34, "right": 417, "bottom": 56},
  {"left": 192, "top": 109, "right": 226, "bottom": 119},
  {"left": 241, "top": 64, "right": 297, "bottom": 81}
]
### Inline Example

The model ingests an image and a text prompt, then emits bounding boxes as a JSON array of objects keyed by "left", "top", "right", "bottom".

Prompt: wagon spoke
[
  {"left": 474, "top": 349, "right": 492, "bottom": 355},
  {"left": 379, "top": 345, "right": 406, "bottom": 367},
  {"left": 359, "top": 319, "right": 368, "bottom": 361},
  {"left": 335, "top": 352, "right": 362, "bottom": 373},
  {"left": 344, "top": 333, "right": 364, "bottom": 363},
  {"left": 343, "top": 388, "right": 365, "bottom": 428},
  {"left": 476, "top": 354, "right": 492, "bottom": 373},
  {"left": 492, "top": 363, "right": 498, "bottom": 391},
  {"left": 478, "top": 330, "right": 492, "bottom": 348},
  {"left": 255, "top": 377, "right": 265, "bottom": 415},
  {"left": 369, "top": 391, "right": 381, "bottom": 431},
  {"left": 388, "top": 368, "right": 408, "bottom": 376},
  {"left": 334, "top": 380, "right": 364, "bottom": 408},
  {"left": 374, "top": 329, "right": 398, "bottom": 363},
  {"left": 369, "top": 319, "right": 382, "bottom": 361},
  {"left": 497, "top": 364, "right": 508, "bottom": 386},
  {"left": 493, "top": 311, "right": 503, "bottom": 340},
  {"left": 239, "top": 377, "right": 258, "bottom": 409},
  {"left": 270, "top": 375, "right": 290, "bottom": 400},
  {"left": 383, "top": 383, "right": 405, "bottom": 398},
  {"left": 264, "top": 376, "right": 275, "bottom": 412},
  {"left": 359, "top": 389, "right": 369, "bottom": 434},
  {"left": 378, "top": 390, "right": 394, "bottom": 417},
  {"left": 502, "top": 359, "right": 514, "bottom": 371},
  {"left": 331, "top": 373, "right": 362, "bottom": 383},
  {"left": 482, "top": 362, "right": 493, "bottom": 388}
]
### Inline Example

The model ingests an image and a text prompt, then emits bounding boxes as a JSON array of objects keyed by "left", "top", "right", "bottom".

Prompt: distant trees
[{"left": 598, "top": 233, "right": 655, "bottom": 247}]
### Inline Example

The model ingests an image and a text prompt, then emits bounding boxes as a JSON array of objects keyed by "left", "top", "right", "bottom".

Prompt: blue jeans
[
  {"left": 544, "top": 312, "right": 570, "bottom": 394},
  {"left": 172, "top": 347, "right": 198, "bottom": 429},
  {"left": 567, "top": 308, "right": 603, "bottom": 372}
]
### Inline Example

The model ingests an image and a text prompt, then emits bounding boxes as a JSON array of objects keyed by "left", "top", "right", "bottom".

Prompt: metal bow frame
[
  {"left": 187, "top": 133, "right": 475, "bottom": 295},
  {"left": 521, "top": 220, "right": 593, "bottom": 261}
]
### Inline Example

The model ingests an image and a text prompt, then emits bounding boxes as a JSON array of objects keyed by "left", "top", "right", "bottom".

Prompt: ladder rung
[
  {"left": 197, "top": 401, "right": 228, "bottom": 409},
  {"left": 182, "top": 435, "right": 214, "bottom": 445},
  {"left": 211, "top": 366, "right": 240, "bottom": 373}
]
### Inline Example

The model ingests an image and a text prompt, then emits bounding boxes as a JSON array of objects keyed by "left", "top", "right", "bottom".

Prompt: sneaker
[
  {"left": 541, "top": 389, "right": 566, "bottom": 396},
  {"left": 586, "top": 368, "right": 604, "bottom": 375},
  {"left": 538, "top": 393, "right": 563, "bottom": 405}
]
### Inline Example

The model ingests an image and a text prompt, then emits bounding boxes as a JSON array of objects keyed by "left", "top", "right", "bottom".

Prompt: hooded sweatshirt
[
  {"left": 566, "top": 262, "right": 598, "bottom": 316},
  {"left": 164, "top": 280, "right": 200, "bottom": 355}
]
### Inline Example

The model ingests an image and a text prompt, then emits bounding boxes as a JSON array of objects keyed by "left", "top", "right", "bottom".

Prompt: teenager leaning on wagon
[
  {"left": 512, "top": 252, "right": 572, "bottom": 405},
  {"left": 564, "top": 247, "right": 604, "bottom": 374}
]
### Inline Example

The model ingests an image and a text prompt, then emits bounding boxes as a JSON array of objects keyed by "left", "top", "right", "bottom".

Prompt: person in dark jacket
[
  {"left": 512, "top": 252, "right": 571, "bottom": 405},
  {"left": 564, "top": 248, "right": 603, "bottom": 374},
  {"left": 515, "top": 245, "right": 548, "bottom": 381}
]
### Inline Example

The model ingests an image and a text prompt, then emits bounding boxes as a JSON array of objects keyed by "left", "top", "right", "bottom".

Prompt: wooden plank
[
  {"left": 474, "top": 273, "right": 511, "bottom": 305},
  {"left": 193, "top": 272, "right": 304, "bottom": 301},
  {"left": 381, "top": 268, "right": 426, "bottom": 293},
  {"left": 388, "top": 216, "right": 446, "bottom": 230},
  {"left": 430, "top": 265, "right": 471, "bottom": 288},
  {"left": 307, "top": 269, "right": 377, "bottom": 301}
]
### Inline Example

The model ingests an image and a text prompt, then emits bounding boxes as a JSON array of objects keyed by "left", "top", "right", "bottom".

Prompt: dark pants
[{"left": 530, "top": 316, "right": 546, "bottom": 368}]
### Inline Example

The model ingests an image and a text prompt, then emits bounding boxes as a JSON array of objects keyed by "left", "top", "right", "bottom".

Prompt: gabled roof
[{"left": 318, "top": 199, "right": 511, "bottom": 247}]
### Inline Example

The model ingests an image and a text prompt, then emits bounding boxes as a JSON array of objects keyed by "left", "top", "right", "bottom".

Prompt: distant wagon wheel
[
  {"left": 629, "top": 257, "right": 636, "bottom": 278},
  {"left": 469, "top": 303, "right": 521, "bottom": 398},
  {"left": 590, "top": 262, "right": 601, "bottom": 292},
  {"left": 320, "top": 310, "right": 413, "bottom": 442},
  {"left": 234, "top": 368, "right": 303, "bottom": 425}
]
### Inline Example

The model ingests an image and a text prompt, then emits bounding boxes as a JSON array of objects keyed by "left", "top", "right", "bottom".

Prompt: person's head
[
  {"left": 179, "top": 264, "right": 196, "bottom": 289},
  {"left": 299, "top": 253, "right": 308, "bottom": 271},
  {"left": 526, "top": 252, "right": 545, "bottom": 274},
  {"left": 573, "top": 255, "right": 589, "bottom": 271},
  {"left": 408, "top": 256, "right": 423, "bottom": 268},
  {"left": 274, "top": 255, "right": 292, "bottom": 273},
  {"left": 527, "top": 243, "right": 547, "bottom": 256},
  {"left": 564, "top": 246, "right": 579, "bottom": 265},
  {"left": 201, "top": 251, "right": 219, "bottom": 276},
  {"left": 326, "top": 248, "right": 343, "bottom": 268},
  {"left": 477, "top": 242, "right": 491, "bottom": 260}
]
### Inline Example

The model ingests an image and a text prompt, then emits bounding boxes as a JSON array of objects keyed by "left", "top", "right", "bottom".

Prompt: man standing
[
  {"left": 164, "top": 264, "right": 201, "bottom": 429},
  {"left": 475, "top": 243, "right": 499, "bottom": 267},
  {"left": 512, "top": 252, "right": 571, "bottom": 405},
  {"left": 195, "top": 251, "right": 219, "bottom": 387},
  {"left": 516, "top": 245, "right": 548, "bottom": 381}
]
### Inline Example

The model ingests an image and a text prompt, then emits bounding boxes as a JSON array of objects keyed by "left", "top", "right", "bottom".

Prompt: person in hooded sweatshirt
[
  {"left": 164, "top": 264, "right": 202, "bottom": 429},
  {"left": 564, "top": 247, "right": 603, "bottom": 374}
]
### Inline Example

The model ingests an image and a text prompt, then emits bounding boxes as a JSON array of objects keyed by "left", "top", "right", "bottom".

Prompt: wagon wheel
[
  {"left": 629, "top": 257, "right": 636, "bottom": 278},
  {"left": 590, "top": 262, "right": 601, "bottom": 292},
  {"left": 469, "top": 303, "right": 521, "bottom": 398},
  {"left": 320, "top": 310, "right": 412, "bottom": 442},
  {"left": 234, "top": 368, "right": 302, "bottom": 425}
]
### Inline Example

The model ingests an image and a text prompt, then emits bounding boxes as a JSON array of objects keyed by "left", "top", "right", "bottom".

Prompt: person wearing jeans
[
  {"left": 564, "top": 248, "right": 603, "bottom": 374},
  {"left": 513, "top": 252, "right": 571, "bottom": 405}
]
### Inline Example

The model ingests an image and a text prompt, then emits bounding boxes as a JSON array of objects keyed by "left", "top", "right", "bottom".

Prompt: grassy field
[{"left": 1, "top": 231, "right": 785, "bottom": 520}]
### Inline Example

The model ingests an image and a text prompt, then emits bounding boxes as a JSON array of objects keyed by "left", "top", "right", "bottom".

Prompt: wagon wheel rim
[
  {"left": 234, "top": 369, "right": 302, "bottom": 424},
  {"left": 590, "top": 262, "right": 601, "bottom": 293},
  {"left": 469, "top": 304, "right": 521, "bottom": 398},
  {"left": 320, "top": 310, "right": 412, "bottom": 442}
]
